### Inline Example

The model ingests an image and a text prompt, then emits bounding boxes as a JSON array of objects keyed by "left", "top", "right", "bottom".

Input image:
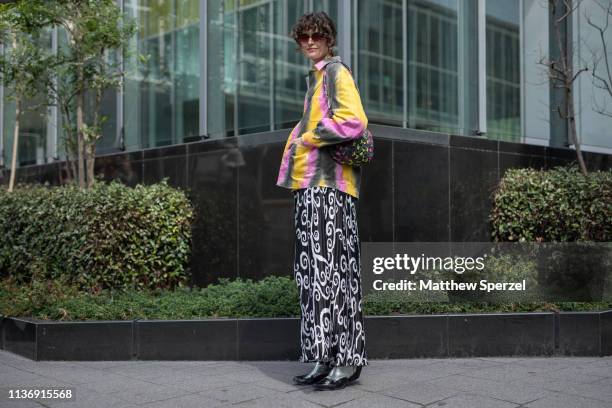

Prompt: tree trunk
[
  {"left": 8, "top": 98, "right": 21, "bottom": 193},
  {"left": 566, "top": 87, "right": 589, "bottom": 175},
  {"left": 86, "top": 144, "right": 95, "bottom": 188},
  {"left": 60, "top": 103, "right": 77, "bottom": 184},
  {"left": 68, "top": 157, "right": 77, "bottom": 185},
  {"left": 76, "top": 69, "right": 85, "bottom": 189},
  {"left": 86, "top": 85, "right": 103, "bottom": 188}
]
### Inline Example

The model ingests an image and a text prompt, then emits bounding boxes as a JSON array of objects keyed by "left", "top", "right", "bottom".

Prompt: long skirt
[{"left": 293, "top": 186, "right": 368, "bottom": 367}]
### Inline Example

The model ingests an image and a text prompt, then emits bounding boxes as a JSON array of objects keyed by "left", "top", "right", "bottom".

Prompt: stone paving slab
[{"left": 0, "top": 350, "right": 610, "bottom": 408}]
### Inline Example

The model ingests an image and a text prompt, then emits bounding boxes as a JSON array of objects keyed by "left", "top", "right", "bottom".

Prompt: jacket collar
[{"left": 310, "top": 55, "right": 342, "bottom": 72}]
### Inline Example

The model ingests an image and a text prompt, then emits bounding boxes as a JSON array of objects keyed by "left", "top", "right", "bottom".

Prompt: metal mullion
[
  {"left": 0, "top": 43, "right": 3, "bottom": 167},
  {"left": 238, "top": 0, "right": 268, "bottom": 12},
  {"left": 379, "top": 7, "right": 383, "bottom": 113},
  {"left": 48, "top": 26, "right": 59, "bottom": 161},
  {"left": 353, "top": 0, "right": 358, "bottom": 80},
  {"left": 457, "top": 2, "right": 465, "bottom": 133},
  {"left": 403, "top": 0, "right": 407, "bottom": 128},
  {"left": 117, "top": 0, "right": 124, "bottom": 150},
  {"left": 438, "top": 11, "right": 443, "bottom": 124},
  {"left": 199, "top": 0, "right": 207, "bottom": 138},
  {"left": 338, "top": 0, "right": 351, "bottom": 67},
  {"left": 269, "top": 0, "right": 275, "bottom": 131},
  {"left": 234, "top": 2, "right": 239, "bottom": 137},
  {"left": 171, "top": 0, "right": 177, "bottom": 145},
  {"left": 409, "top": 6, "right": 417, "bottom": 128},
  {"left": 478, "top": 0, "right": 487, "bottom": 135},
  {"left": 427, "top": 13, "right": 431, "bottom": 124},
  {"left": 519, "top": 0, "right": 525, "bottom": 142}
]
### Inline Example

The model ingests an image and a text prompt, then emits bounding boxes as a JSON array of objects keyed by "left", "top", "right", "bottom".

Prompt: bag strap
[{"left": 323, "top": 61, "right": 361, "bottom": 116}]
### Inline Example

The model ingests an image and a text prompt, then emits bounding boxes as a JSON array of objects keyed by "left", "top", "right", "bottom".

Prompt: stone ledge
[{"left": 1, "top": 311, "right": 610, "bottom": 361}]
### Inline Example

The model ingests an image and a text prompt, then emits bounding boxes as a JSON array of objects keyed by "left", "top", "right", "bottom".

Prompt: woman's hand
[{"left": 290, "top": 137, "right": 306, "bottom": 148}]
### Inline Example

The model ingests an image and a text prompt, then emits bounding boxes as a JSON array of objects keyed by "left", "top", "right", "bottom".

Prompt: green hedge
[
  {"left": 0, "top": 181, "right": 193, "bottom": 290},
  {"left": 1, "top": 275, "right": 610, "bottom": 321},
  {"left": 490, "top": 165, "right": 612, "bottom": 242},
  {"left": 0, "top": 275, "right": 301, "bottom": 320}
]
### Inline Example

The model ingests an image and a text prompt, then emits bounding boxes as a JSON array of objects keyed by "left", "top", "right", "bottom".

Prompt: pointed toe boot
[
  {"left": 293, "top": 365, "right": 333, "bottom": 385},
  {"left": 313, "top": 366, "right": 362, "bottom": 391}
]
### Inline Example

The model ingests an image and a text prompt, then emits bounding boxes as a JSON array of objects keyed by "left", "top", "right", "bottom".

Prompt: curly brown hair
[{"left": 290, "top": 11, "right": 337, "bottom": 57}]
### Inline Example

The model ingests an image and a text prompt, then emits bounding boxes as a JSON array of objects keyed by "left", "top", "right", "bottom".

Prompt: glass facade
[{"left": 2, "top": 0, "right": 612, "bottom": 168}]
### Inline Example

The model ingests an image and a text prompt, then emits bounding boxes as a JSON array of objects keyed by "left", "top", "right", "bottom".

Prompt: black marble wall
[{"left": 2, "top": 125, "right": 610, "bottom": 287}]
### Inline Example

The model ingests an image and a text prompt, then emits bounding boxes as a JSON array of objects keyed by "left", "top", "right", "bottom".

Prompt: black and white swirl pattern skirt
[{"left": 293, "top": 186, "right": 368, "bottom": 367}]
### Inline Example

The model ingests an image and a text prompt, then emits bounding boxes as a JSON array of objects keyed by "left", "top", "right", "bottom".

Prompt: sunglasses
[{"left": 297, "top": 32, "right": 326, "bottom": 43}]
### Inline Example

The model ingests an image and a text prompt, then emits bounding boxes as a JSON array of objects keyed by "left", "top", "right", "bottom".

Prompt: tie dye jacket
[{"left": 276, "top": 55, "right": 368, "bottom": 199}]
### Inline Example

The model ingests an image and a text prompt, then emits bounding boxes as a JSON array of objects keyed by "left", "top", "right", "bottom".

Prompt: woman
[{"left": 276, "top": 11, "right": 369, "bottom": 391}]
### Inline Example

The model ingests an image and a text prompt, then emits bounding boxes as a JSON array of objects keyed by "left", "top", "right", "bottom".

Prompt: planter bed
[{"left": 1, "top": 310, "right": 611, "bottom": 361}]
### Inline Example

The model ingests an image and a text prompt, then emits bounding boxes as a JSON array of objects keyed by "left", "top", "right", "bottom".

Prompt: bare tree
[{"left": 537, "top": 0, "right": 589, "bottom": 175}]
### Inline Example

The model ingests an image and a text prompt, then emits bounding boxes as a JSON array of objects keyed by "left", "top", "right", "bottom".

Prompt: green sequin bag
[{"left": 323, "top": 61, "right": 374, "bottom": 167}]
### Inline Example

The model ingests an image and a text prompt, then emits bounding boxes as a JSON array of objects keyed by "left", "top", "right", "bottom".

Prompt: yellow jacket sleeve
[{"left": 301, "top": 66, "right": 368, "bottom": 148}]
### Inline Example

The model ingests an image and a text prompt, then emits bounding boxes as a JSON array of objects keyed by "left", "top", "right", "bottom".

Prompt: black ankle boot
[
  {"left": 313, "top": 365, "right": 362, "bottom": 391},
  {"left": 293, "top": 362, "right": 333, "bottom": 385}
]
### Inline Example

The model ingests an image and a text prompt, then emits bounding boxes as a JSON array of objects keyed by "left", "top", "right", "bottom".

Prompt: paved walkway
[{"left": 0, "top": 350, "right": 611, "bottom": 408}]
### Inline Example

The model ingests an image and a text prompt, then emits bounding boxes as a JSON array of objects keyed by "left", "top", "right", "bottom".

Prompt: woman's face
[{"left": 298, "top": 29, "right": 330, "bottom": 63}]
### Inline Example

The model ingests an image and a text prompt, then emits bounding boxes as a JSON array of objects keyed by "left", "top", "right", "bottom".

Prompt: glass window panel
[
  {"left": 431, "top": 18, "right": 440, "bottom": 67},
  {"left": 123, "top": 0, "right": 200, "bottom": 148},
  {"left": 86, "top": 45, "right": 120, "bottom": 154},
  {"left": 236, "top": 1, "right": 272, "bottom": 134},
  {"left": 486, "top": 0, "right": 520, "bottom": 141},
  {"left": 56, "top": 27, "right": 73, "bottom": 162},
  {"left": 356, "top": 0, "right": 404, "bottom": 125},
  {"left": 272, "top": 0, "right": 308, "bottom": 129},
  {"left": 408, "top": 0, "right": 458, "bottom": 132},
  {"left": 2, "top": 29, "right": 52, "bottom": 167},
  {"left": 3, "top": 93, "right": 48, "bottom": 167},
  {"left": 90, "top": 88, "right": 118, "bottom": 154},
  {"left": 312, "top": 0, "right": 337, "bottom": 23}
]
